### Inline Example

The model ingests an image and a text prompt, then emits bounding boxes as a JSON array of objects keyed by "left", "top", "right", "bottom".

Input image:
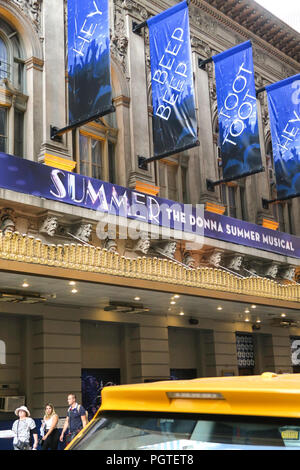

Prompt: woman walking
[
  {"left": 12, "top": 405, "right": 38, "bottom": 450},
  {"left": 40, "top": 403, "right": 59, "bottom": 450}
]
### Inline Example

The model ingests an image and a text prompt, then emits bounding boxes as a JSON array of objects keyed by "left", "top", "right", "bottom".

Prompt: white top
[
  {"left": 12, "top": 417, "right": 36, "bottom": 445},
  {"left": 44, "top": 415, "right": 57, "bottom": 430}
]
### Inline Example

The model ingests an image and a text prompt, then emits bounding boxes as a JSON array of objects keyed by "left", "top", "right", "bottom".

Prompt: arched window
[{"left": 0, "top": 18, "right": 26, "bottom": 157}]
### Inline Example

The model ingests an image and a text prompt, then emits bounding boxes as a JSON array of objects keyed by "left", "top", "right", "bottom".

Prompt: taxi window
[{"left": 69, "top": 412, "right": 300, "bottom": 450}]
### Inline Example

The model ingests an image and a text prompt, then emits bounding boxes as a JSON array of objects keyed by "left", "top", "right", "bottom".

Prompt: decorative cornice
[
  {"left": 190, "top": 0, "right": 300, "bottom": 69},
  {"left": 0, "top": 231, "right": 299, "bottom": 303}
]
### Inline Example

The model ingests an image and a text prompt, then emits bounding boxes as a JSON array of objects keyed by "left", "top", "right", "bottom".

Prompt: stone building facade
[{"left": 0, "top": 0, "right": 299, "bottom": 421}]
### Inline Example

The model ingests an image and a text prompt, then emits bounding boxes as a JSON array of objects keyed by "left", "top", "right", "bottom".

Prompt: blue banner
[
  {"left": 147, "top": 1, "right": 198, "bottom": 158},
  {"left": 67, "top": 0, "right": 113, "bottom": 126},
  {"left": 0, "top": 152, "right": 299, "bottom": 259},
  {"left": 266, "top": 74, "right": 300, "bottom": 200},
  {"left": 213, "top": 41, "right": 263, "bottom": 181}
]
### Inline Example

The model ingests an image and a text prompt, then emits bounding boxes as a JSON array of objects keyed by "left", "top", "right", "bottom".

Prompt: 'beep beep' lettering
[
  {"left": 153, "top": 28, "right": 188, "bottom": 121},
  {"left": 220, "top": 62, "right": 256, "bottom": 146}
]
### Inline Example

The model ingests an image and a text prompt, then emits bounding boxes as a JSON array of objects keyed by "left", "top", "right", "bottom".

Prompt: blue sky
[{"left": 255, "top": 0, "right": 300, "bottom": 33}]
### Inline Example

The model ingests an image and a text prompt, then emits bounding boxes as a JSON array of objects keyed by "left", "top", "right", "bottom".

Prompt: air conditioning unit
[{"left": 0, "top": 396, "right": 25, "bottom": 412}]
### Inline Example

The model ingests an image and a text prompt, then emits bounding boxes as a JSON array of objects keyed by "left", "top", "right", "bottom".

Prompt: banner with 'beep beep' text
[{"left": 147, "top": 0, "right": 198, "bottom": 159}]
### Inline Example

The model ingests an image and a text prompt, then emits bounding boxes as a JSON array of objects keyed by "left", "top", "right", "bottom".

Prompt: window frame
[{"left": 75, "top": 120, "right": 117, "bottom": 183}]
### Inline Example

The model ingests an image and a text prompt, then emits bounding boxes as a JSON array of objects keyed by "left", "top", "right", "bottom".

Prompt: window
[
  {"left": 0, "top": 107, "right": 7, "bottom": 152},
  {"left": 266, "top": 140, "right": 293, "bottom": 233},
  {"left": 0, "top": 20, "right": 26, "bottom": 157},
  {"left": 76, "top": 117, "right": 117, "bottom": 183},
  {"left": 220, "top": 183, "right": 246, "bottom": 219},
  {"left": 214, "top": 116, "right": 247, "bottom": 220},
  {"left": 157, "top": 156, "right": 189, "bottom": 203}
]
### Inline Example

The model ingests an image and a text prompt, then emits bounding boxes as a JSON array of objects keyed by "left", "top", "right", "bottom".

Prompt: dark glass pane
[
  {"left": 0, "top": 107, "right": 7, "bottom": 152},
  {"left": 108, "top": 141, "right": 115, "bottom": 183},
  {"left": 14, "top": 110, "right": 23, "bottom": 157}
]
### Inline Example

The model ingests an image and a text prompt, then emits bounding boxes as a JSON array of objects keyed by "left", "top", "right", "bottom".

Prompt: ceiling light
[
  {"left": 71, "top": 288, "right": 78, "bottom": 294},
  {"left": 134, "top": 297, "right": 141, "bottom": 301},
  {"left": 281, "top": 313, "right": 286, "bottom": 318},
  {"left": 251, "top": 305, "right": 256, "bottom": 309},
  {"left": 170, "top": 301, "right": 176, "bottom": 305},
  {"left": 179, "top": 311, "right": 185, "bottom": 316},
  {"left": 245, "top": 318, "right": 250, "bottom": 322},
  {"left": 217, "top": 306, "right": 223, "bottom": 311},
  {"left": 173, "top": 295, "right": 180, "bottom": 299},
  {"left": 22, "top": 282, "right": 29, "bottom": 288},
  {"left": 256, "top": 319, "right": 261, "bottom": 323},
  {"left": 245, "top": 309, "right": 250, "bottom": 314},
  {"left": 69, "top": 281, "right": 76, "bottom": 286}
]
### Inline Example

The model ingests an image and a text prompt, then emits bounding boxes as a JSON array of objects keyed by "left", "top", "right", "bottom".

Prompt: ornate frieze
[
  {"left": 0, "top": 231, "right": 299, "bottom": 303},
  {"left": 9, "top": 0, "right": 42, "bottom": 33}
]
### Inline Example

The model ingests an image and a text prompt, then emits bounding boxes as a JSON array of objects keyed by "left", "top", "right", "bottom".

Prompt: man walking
[{"left": 60, "top": 393, "right": 87, "bottom": 447}]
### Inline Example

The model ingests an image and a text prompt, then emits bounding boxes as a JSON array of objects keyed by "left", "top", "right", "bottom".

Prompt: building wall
[{"left": 0, "top": 0, "right": 299, "bottom": 422}]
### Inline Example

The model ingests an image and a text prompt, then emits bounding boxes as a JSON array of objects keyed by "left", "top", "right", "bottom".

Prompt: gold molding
[
  {"left": 44, "top": 154, "right": 77, "bottom": 172},
  {"left": 135, "top": 181, "right": 160, "bottom": 196},
  {"left": 262, "top": 219, "right": 279, "bottom": 231},
  {"left": 0, "top": 231, "right": 299, "bottom": 304}
]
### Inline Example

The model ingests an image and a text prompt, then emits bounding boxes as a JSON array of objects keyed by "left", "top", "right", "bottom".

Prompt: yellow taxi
[{"left": 66, "top": 372, "right": 300, "bottom": 450}]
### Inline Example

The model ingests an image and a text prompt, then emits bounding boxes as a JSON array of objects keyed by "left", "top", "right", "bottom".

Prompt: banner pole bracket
[
  {"left": 262, "top": 193, "right": 300, "bottom": 209},
  {"left": 132, "top": 20, "right": 147, "bottom": 35},
  {"left": 207, "top": 167, "right": 265, "bottom": 192},
  {"left": 198, "top": 57, "right": 213, "bottom": 69}
]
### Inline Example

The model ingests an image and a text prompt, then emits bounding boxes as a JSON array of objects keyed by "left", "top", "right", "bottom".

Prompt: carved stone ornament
[
  {"left": 39, "top": 216, "right": 59, "bottom": 237},
  {"left": 206, "top": 249, "right": 223, "bottom": 267},
  {"left": 226, "top": 254, "right": 244, "bottom": 272},
  {"left": 154, "top": 241, "right": 177, "bottom": 259},
  {"left": 10, "top": 0, "right": 42, "bottom": 33},
  {"left": 74, "top": 224, "right": 93, "bottom": 243},
  {"left": 133, "top": 234, "right": 151, "bottom": 255},
  {"left": 263, "top": 263, "right": 279, "bottom": 279},
  {"left": 104, "top": 237, "right": 118, "bottom": 253},
  {"left": 183, "top": 251, "right": 196, "bottom": 269},
  {"left": 279, "top": 267, "right": 296, "bottom": 282},
  {"left": 0, "top": 208, "right": 16, "bottom": 234}
]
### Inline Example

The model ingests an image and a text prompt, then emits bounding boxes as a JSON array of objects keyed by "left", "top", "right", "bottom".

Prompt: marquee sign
[{"left": 0, "top": 152, "right": 299, "bottom": 259}]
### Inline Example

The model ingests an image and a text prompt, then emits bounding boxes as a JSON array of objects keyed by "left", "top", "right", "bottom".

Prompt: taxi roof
[{"left": 99, "top": 373, "right": 300, "bottom": 419}]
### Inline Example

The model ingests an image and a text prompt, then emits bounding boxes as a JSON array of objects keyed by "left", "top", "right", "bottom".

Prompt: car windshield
[{"left": 69, "top": 411, "right": 300, "bottom": 450}]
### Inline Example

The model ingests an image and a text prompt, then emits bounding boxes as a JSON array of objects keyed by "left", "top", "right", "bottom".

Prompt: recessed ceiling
[{"left": 0, "top": 271, "right": 298, "bottom": 326}]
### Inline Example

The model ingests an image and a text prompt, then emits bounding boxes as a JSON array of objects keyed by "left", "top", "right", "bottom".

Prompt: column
[
  {"left": 31, "top": 316, "right": 81, "bottom": 418},
  {"left": 193, "top": 53, "right": 219, "bottom": 204},
  {"left": 271, "top": 330, "right": 293, "bottom": 374},
  {"left": 129, "top": 318, "right": 170, "bottom": 383},
  {"left": 213, "top": 322, "right": 239, "bottom": 376},
  {"left": 125, "top": 13, "right": 155, "bottom": 186}
]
